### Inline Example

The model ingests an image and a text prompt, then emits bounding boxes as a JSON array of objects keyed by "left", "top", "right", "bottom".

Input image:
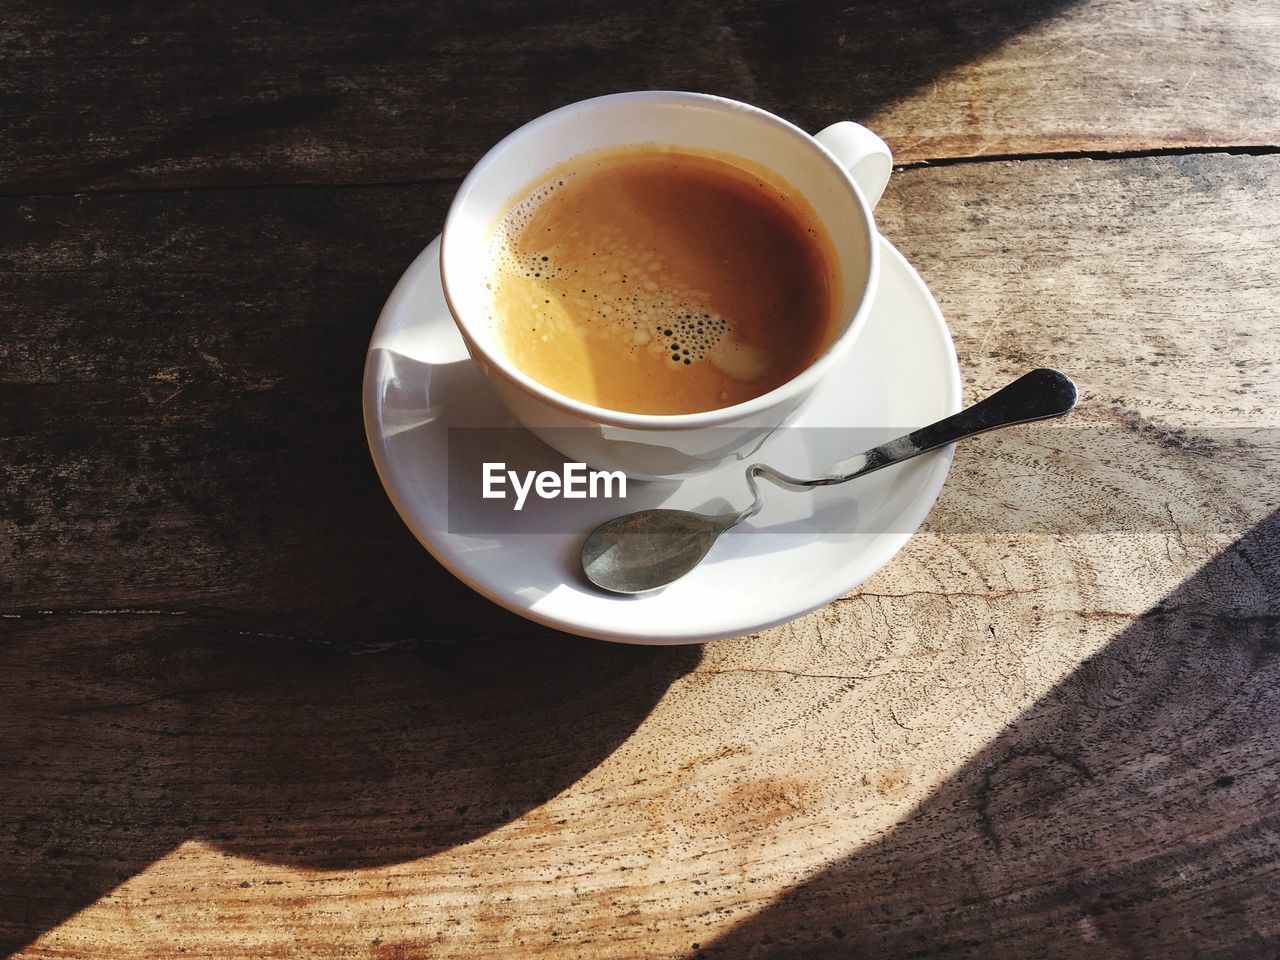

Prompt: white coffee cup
[{"left": 439, "top": 91, "right": 892, "bottom": 479}]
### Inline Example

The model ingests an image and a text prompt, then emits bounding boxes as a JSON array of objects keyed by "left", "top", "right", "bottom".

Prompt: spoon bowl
[{"left": 581, "top": 509, "right": 740, "bottom": 595}]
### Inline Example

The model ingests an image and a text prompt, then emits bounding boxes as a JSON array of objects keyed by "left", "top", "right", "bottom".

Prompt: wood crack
[
  {"left": 848, "top": 587, "right": 1045, "bottom": 601},
  {"left": 694, "top": 667, "right": 914, "bottom": 682},
  {"left": 897, "top": 144, "right": 1280, "bottom": 170},
  {"left": 1, "top": 607, "right": 191, "bottom": 617},
  {"left": 2, "top": 146, "right": 1276, "bottom": 201}
]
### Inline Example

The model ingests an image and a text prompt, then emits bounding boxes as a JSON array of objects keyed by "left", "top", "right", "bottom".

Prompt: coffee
[{"left": 485, "top": 146, "right": 839, "bottom": 415}]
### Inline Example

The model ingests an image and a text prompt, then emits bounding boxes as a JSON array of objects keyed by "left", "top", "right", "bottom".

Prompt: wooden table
[{"left": 4, "top": 1, "right": 1278, "bottom": 956}]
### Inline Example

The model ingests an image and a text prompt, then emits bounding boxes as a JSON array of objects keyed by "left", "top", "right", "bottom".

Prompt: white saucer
[{"left": 364, "top": 236, "right": 961, "bottom": 644}]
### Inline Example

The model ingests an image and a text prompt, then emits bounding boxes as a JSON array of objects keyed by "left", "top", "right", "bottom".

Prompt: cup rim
[{"left": 439, "top": 90, "right": 880, "bottom": 430}]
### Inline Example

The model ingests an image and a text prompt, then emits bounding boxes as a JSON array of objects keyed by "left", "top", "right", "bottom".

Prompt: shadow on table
[
  {"left": 3, "top": 0, "right": 1100, "bottom": 952},
  {"left": 0, "top": 183, "right": 709, "bottom": 955},
  {"left": 1, "top": 608, "right": 700, "bottom": 955},
  {"left": 13, "top": 0, "right": 1087, "bottom": 193},
  {"left": 696, "top": 510, "right": 1280, "bottom": 959}
]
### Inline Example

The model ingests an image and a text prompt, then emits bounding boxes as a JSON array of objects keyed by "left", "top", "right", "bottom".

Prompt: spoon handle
[{"left": 825, "top": 368, "right": 1077, "bottom": 483}]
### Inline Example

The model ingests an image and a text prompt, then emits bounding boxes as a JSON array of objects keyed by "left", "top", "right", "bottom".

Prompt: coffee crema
[{"left": 486, "top": 146, "right": 840, "bottom": 415}]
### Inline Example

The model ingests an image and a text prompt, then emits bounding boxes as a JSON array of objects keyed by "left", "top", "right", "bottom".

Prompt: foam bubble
[{"left": 486, "top": 169, "right": 762, "bottom": 373}]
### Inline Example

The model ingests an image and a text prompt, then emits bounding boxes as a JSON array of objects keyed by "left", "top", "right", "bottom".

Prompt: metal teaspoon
[{"left": 581, "top": 368, "right": 1077, "bottom": 595}]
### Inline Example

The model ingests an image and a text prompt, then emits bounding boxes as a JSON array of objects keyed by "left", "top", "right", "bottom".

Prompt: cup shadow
[
  {"left": 2, "top": 203, "right": 701, "bottom": 954},
  {"left": 0, "top": 612, "right": 701, "bottom": 955}
]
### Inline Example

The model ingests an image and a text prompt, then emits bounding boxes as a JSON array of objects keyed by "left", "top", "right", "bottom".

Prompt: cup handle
[{"left": 814, "top": 122, "right": 893, "bottom": 210}]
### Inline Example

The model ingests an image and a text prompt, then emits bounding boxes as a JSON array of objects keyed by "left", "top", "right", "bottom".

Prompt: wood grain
[
  {"left": 870, "top": 0, "right": 1280, "bottom": 163},
  {"left": 3, "top": 153, "right": 1278, "bottom": 957},
  {"left": 3, "top": 0, "right": 1278, "bottom": 195}
]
